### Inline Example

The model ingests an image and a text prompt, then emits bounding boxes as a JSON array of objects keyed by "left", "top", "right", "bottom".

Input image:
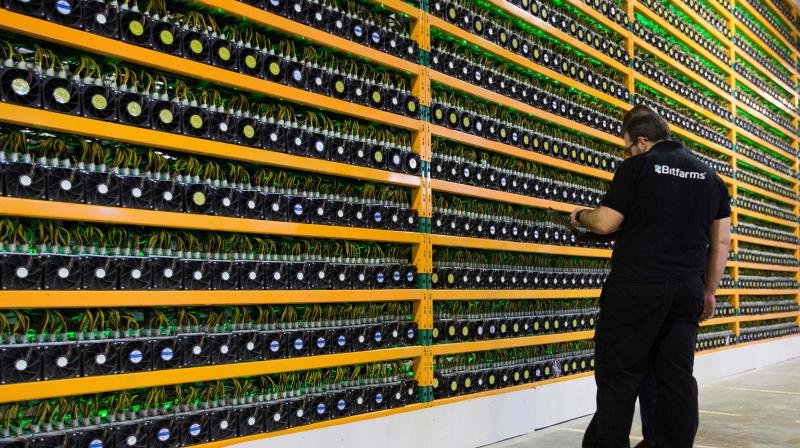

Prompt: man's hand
[
  {"left": 570, "top": 208, "right": 586, "bottom": 227},
  {"left": 699, "top": 293, "right": 716, "bottom": 322}
]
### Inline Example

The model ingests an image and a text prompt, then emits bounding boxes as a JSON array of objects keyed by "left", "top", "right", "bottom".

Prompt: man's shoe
[{"left": 634, "top": 441, "right": 655, "bottom": 448}]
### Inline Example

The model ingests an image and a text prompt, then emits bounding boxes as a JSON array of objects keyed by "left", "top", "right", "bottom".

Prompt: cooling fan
[
  {"left": 234, "top": 117, "right": 261, "bottom": 147},
  {"left": 45, "top": 165, "right": 85, "bottom": 203},
  {"left": 210, "top": 38, "right": 238, "bottom": 71},
  {"left": 212, "top": 186, "right": 240, "bottom": 217},
  {"left": 82, "top": 0, "right": 119, "bottom": 37},
  {"left": 2, "top": 253, "right": 44, "bottom": 290},
  {"left": 45, "top": 0, "right": 83, "bottom": 28},
  {"left": 180, "top": 258, "right": 212, "bottom": 290},
  {"left": 149, "top": 99, "right": 181, "bottom": 132},
  {"left": 0, "top": 344, "right": 41, "bottom": 383},
  {"left": 209, "top": 332, "right": 238, "bottom": 364},
  {"left": 233, "top": 404, "right": 271, "bottom": 437},
  {"left": 151, "top": 178, "right": 184, "bottom": 212},
  {"left": 237, "top": 47, "right": 263, "bottom": 77},
  {"left": 146, "top": 416, "right": 178, "bottom": 448},
  {"left": 237, "top": 190, "right": 265, "bottom": 220},
  {"left": 182, "top": 30, "right": 210, "bottom": 63},
  {"left": 181, "top": 105, "right": 210, "bottom": 138},
  {"left": 118, "top": 255, "right": 152, "bottom": 290},
  {"left": 182, "top": 180, "right": 214, "bottom": 215},
  {"left": 212, "top": 260, "right": 239, "bottom": 290},
  {"left": 117, "top": 91, "right": 151, "bottom": 127},
  {"left": 151, "top": 19, "right": 182, "bottom": 56},
  {"left": 81, "top": 83, "right": 117, "bottom": 121},
  {"left": 178, "top": 412, "right": 209, "bottom": 446},
  {"left": 261, "top": 122, "right": 286, "bottom": 152},
  {"left": 82, "top": 255, "right": 118, "bottom": 290},
  {"left": 43, "top": 254, "right": 82, "bottom": 290},
  {"left": 81, "top": 340, "right": 120, "bottom": 376},
  {"left": 234, "top": 329, "right": 262, "bottom": 362},
  {"left": 327, "top": 137, "right": 350, "bottom": 164},
  {"left": 4, "top": 160, "right": 46, "bottom": 199},
  {"left": 84, "top": 170, "right": 120, "bottom": 206},
  {"left": 41, "top": 341, "right": 81, "bottom": 380},
  {"left": 209, "top": 110, "right": 238, "bottom": 143},
  {"left": 119, "top": 8, "right": 151, "bottom": 46},
  {"left": 208, "top": 407, "right": 237, "bottom": 442},
  {"left": 0, "top": 66, "right": 41, "bottom": 107}
]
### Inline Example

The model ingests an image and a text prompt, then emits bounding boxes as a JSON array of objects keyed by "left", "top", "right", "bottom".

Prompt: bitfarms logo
[{"left": 654, "top": 164, "right": 706, "bottom": 180}]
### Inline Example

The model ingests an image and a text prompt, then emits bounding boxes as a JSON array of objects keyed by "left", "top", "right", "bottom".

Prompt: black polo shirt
[{"left": 602, "top": 140, "right": 731, "bottom": 282}]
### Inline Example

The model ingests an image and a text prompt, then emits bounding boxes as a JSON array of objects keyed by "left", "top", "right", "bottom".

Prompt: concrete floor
[{"left": 484, "top": 357, "right": 800, "bottom": 448}]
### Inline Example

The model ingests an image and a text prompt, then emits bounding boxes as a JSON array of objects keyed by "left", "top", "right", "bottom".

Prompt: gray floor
[{"left": 485, "top": 357, "right": 800, "bottom": 448}]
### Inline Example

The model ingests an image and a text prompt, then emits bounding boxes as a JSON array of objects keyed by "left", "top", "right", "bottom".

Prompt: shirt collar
[{"left": 650, "top": 140, "right": 683, "bottom": 152}]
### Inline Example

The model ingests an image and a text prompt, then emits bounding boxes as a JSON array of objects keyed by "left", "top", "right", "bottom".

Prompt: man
[{"left": 570, "top": 105, "right": 731, "bottom": 448}]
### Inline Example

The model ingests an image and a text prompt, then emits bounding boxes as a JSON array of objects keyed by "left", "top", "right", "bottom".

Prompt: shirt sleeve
[
  {"left": 601, "top": 159, "right": 638, "bottom": 216},
  {"left": 715, "top": 175, "right": 731, "bottom": 220}
]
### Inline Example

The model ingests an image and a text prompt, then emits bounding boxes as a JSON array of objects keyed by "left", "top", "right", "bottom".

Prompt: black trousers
[
  {"left": 582, "top": 277, "right": 703, "bottom": 448},
  {"left": 638, "top": 369, "right": 657, "bottom": 443}
]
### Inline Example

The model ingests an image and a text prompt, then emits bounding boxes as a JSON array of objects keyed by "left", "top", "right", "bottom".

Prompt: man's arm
[
  {"left": 569, "top": 206, "right": 625, "bottom": 235},
  {"left": 700, "top": 217, "right": 731, "bottom": 322}
]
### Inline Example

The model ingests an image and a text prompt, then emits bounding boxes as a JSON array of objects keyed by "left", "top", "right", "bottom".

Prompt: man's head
[{"left": 621, "top": 105, "right": 671, "bottom": 158}]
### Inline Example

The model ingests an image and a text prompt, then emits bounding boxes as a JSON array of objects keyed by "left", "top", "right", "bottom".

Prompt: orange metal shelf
[
  {"left": 735, "top": 101, "right": 799, "bottom": 143},
  {"left": 560, "top": 0, "right": 627, "bottom": 35},
  {"left": 431, "top": 289, "right": 602, "bottom": 300},
  {"left": 733, "top": 207, "right": 799, "bottom": 229},
  {"left": 668, "top": 124, "right": 735, "bottom": 159},
  {"left": 197, "top": 0, "right": 420, "bottom": 68},
  {"left": 634, "top": 3, "right": 733, "bottom": 74},
  {"left": 733, "top": 234, "right": 799, "bottom": 250},
  {"left": 431, "top": 179, "right": 578, "bottom": 214},
  {"left": 430, "top": 125, "right": 614, "bottom": 181},
  {"left": 634, "top": 38, "right": 733, "bottom": 101},
  {"left": 704, "top": 0, "right": 733, "bottom": 21},
  {"left": 426, "top": 14, "right": 629, "bottom": 110},
  {"left": 0, "top": 290, "right": 424, "bottom": 308},
  {"left": 755, "top": 0, "right": 799, "bottom": 37},
  {"left": 715, "top": 289, "right": 737, "bottom": 296},
  {"left": 430, "top": 70, "right": 625, "bottom": 145},
  {"left": 633, "top": 73, "right": 733, "bottom": 130},
  {"left": 734, "top": 153, "right": 797, "bottom": 186},
  {"left": 428, "top": 371, "right": 595, "bottom": 408},
  {"left": 733, "top": 46, "right": 796, "bottom": 98},
  {"left": 431, "top": 330, "right": 595, "bottom": 356},
  {"left": 0, "top": 10, "right": 421, "bottom": 131},
  {"left": 430, "top": 234, "right": 612, "bottom": 258},
  {"left": 0, "top": 198, "right": 423, "bottom": 244},
  {"left": 728, "top": 261, "right": 799, "bottom": 272},
  {"left": 734, "top": 127, "right": 797, "bottom": 164},
  {"left": 733, "top": 10, "right": 797, "bottom": 74},
  {"left": 0, "top": 346, "right": 423, "bottom": 403},
  {"left": 734, "top": 182, "right": 799, "bottom": 209},
  {"left": 738, "top": 311, "right": 800, "bottom": 322},
  {"left": 482, "top": 0, "right": 629, "bottom": 73},
  {"left": 0, "top": 104, "right": 421, "bottom": 188},
  {"left": 190, "top": 403, "right": 428, "bottom": 448},
  {"left": 369, "top": 0, "right": 423, "bottom": 18},
  {"left": 669, "top": 0, "right": 733, "bottom": 48},
  {"left": 736, "top": 289, "right": 800, "bottom": 296},
  {"left": 700, "top": 315, "right": 739, "bottom": 327},
  {"left": 734, "top": 73, "right": 799, "bottom": 120}
]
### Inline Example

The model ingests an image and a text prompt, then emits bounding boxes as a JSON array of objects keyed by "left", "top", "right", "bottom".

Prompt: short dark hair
[{"left": 621, "top": 105, "right": 671, "bottom": 142}]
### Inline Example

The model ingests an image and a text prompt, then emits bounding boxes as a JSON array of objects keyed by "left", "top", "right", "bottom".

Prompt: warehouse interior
[{"left": 0, "top": 0, "right": 798, "bottom": 446}]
